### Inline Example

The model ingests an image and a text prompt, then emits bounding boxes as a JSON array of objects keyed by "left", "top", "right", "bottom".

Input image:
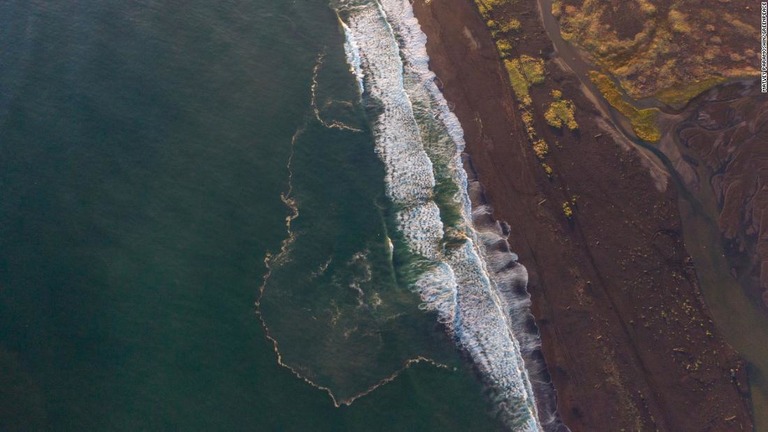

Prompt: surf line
[
  {"left": 335, "top": 0, "right": 547, "bottom": 429},
  {"left": 254, "top": 120, "right": 450, "bottom": 408},
  {"left": 310, "top": 49, "right": 363, "bottom": 133}
]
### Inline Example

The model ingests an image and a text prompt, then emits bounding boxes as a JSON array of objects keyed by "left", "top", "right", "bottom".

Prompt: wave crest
[{"left": 336, "top": 0, "right": 565, "bottom": 429}]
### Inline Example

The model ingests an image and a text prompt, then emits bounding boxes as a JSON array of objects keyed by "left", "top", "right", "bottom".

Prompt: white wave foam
[
  {"left": 337, "top": 0, "right": 543, "bottom": 429},
  {"left": 340, "top": 19, "right": 364, "bottom": 95}
]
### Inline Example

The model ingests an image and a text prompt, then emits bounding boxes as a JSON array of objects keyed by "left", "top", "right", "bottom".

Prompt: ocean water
[{"left": 0, "top": 0, "right": 545, "bottom": 430}]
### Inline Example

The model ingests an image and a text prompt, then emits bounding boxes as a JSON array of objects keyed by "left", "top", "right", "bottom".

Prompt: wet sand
[{"left": 411, "top": 0, "right": 754, "bottom": 430}]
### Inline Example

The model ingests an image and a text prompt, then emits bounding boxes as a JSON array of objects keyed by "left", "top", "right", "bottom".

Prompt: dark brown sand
[{"left": 411, "top": 0, "right": 755, "bottom": 430}]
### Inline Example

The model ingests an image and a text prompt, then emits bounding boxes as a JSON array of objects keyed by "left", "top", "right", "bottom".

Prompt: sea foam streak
[{"left": 337, "top": 0, "right": 546, "bottom": 429}]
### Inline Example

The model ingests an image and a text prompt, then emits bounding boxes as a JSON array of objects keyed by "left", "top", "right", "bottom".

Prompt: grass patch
[
  {"left": 668, "top": 9, "right": 691, "bottom": 33},
  {"left": 504, "top": 56, "right": 545, "bottom": 106},
  {"left": 636, "top": 0, "right": 656, "bottom": 15},
  {"left": 499, "top": 18, "right": 521, "bottom": 33},
  {"left": 532, "top": 139, "right": 549, "bottom": 159},
  {"left": 630, "top": 109, "right": 660, "bottom": 143},
  {"left": 551, "top": 0, "right": 562, "bottom": 18},
  {"left": 562, "top": 201, "right": 574, "bottom": 219},
  {"left": 544, "top": 90, "right": 578, "bottom": 130},
  {"left": 554, "top": 0, "right": 759, "bottom": 99},
  {"left": 589, "top": 71, "right": 661, "bottom": 142},
  {"left": 474, "top": 0, "right": 513, "bottom": 17},
  {"left": 516, "top": 55, "right": 545, "bottom": 84},
  {"left": 653, "top": 76, "right": 725, "bottom": 108},
  {"left": 496, "top": 40, "right": 513, "bottom": 57},
  {"left": 474, "top": 8, "right": 552, "bottom": 176},
  {"left": 505, "top": 60, "right": 531, "bottom": 105}
]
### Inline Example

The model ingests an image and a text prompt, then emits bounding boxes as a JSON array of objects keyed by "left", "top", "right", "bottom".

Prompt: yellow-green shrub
[
  {"left": 496, "top": 40, "right": 514, "bottom": 57},
  {"left": 532, "top": 139, "right": 549, "bottom": 159},
  {"left": 544, "top": 99, "right": 578, "bottom": 130},
  {"left": 589, "top": 71, "right": 660, "bottom": 142},
  {"left": 562, "top": 201, "right": 574, "bottom": 218},
  {"left": 504, "top": 56, "right": 545, "bottom": 105},
  {"left": 499, "top": 18, "right": 521, "bottom": 33}
]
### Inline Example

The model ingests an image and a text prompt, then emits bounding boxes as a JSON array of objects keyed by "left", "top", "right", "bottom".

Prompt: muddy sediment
[
  {"left": 660, "top": 81, "right": 768, "bottom": 430},
  {"left": 672, "top": 83, "right": 768, "bottom": 308}
]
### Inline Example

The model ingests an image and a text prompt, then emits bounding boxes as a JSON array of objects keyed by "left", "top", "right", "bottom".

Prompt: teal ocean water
[{"left": 0, "top": 0, "right": 554, "bottom": 430}]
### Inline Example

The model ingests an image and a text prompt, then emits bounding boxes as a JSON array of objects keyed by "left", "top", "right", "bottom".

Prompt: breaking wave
[{"left": 335, "top": 0, "right": 565, "bottom": 430}]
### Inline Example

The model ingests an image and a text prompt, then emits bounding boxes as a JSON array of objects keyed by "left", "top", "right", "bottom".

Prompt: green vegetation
[
  {"left": 486, "top": 17, "right": 521, "bottom": 37},
  {"left": 532, "top": 139, "right": 549, "bottom": 160},
  {"left": 474, "top": 0, "right": 511, "bottom": 17},
  {"left": 544, "top": 90, "right": 578, "bottom": 130},
  {"left": 562, "top": 201, "right": 574, "bottom": 219},
  {"left": 636, "top": 0, "right": 656, "bottom": 15},
  {"left": 550, "top": 0, "right": 562, "bottom": 18},
  {"left": 503, "top": 56, "right": 554, "bottom": 176},
  {"left": 668, "top": 9, "right": 691, "bottom": 34},
  {"left": 589, "top": 71, "right": 660, "bottom": 142},
  {"left": 505, "top": 60, "right": 531, "bottom": 106},
  {"left": 725, "top": 13, "right": 759, "bottom": 37},
  {"left": 473, "top": 1, "right": 553, "bottom": 177},
  {"left": 496, "top": 40, "right": 514, "bottom": 58},
  {"left": 477, "top": 0, "right": 520, "bottom": 40},
  {"left": 628, "top": 109, "right": 660, "bottom": 143},
  {"left": 520, "top": 113, "right": 538, "bottom": 145},
  {"left": 515, "top": 55, "right": 545, "bottom": 84},
  {"left": 544, "top": 100, "right": 577, "bottom": 129},
  {"left": 653, "top": 76, "right": 725, "bottom": 108},
  {"left": 498, "top": 18, "right": 521, "bottom": 33},
  {"left": 504, "top": 56, "right": 545, "bottom": 106},
  {"left": 521, "top": 110, "right": 553, "bottom": 175},
  {"left": 542, "top": 163, "right": 554, "bottom": 177},
  {"left": 561, "top": 196, "right": 578, "bottom": 219},
  {"left": 552, "top": 0, "right": 759, "bottom": 101}
]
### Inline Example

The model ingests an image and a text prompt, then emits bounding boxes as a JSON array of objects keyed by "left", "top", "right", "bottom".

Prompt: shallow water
[{"left": 668, "top": 84, "right": 768, "bottom": 432}]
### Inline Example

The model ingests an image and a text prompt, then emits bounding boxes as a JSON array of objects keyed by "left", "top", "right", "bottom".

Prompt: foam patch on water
[
  {"left": 340, "top": 20, "right": 364, "bottom": 95},
  {"left": 335, "top": 0, "right": 556, "bottom": 429},
  {"left": 311, "top": 51, "right": 363, "bottom": 132}
]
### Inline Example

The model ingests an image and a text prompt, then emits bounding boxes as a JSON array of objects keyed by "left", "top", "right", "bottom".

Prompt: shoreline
[
  {"left": 411, "top": 0, "right": 755, "bottom": 430},
  {"left": 462, "top": 152, "right": 567, "bottom": 431},
  {"left": 337, "top": 1, "right": 553, "bottom": 428}
]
